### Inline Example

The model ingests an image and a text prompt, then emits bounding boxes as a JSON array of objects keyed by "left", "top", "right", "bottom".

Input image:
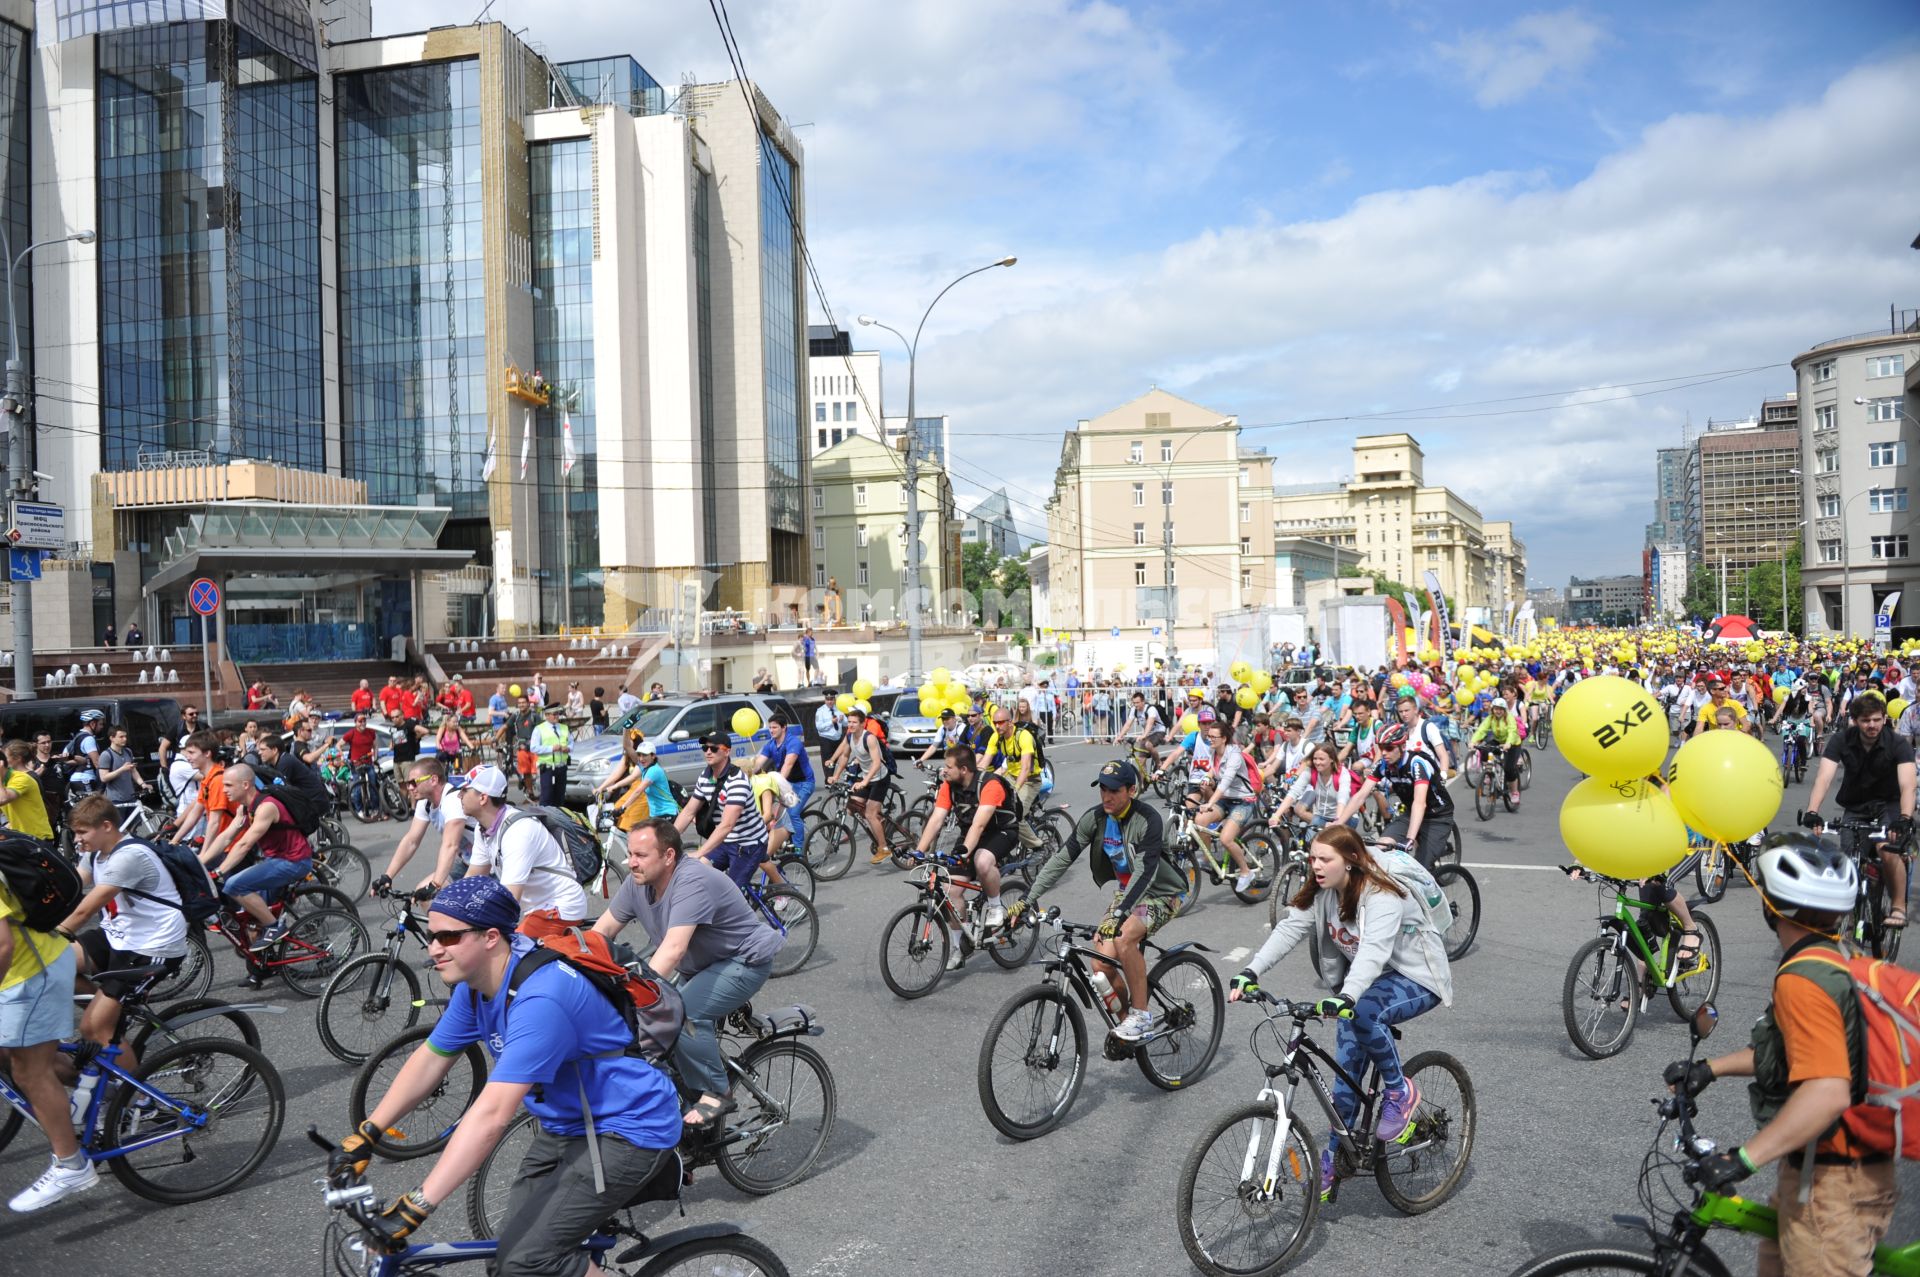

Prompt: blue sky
[{"left": 386, "top": 0, "right": 1920, "bottom": 583}]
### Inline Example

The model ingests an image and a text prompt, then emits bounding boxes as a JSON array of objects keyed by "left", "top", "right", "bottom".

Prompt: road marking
[
  {"left": 1462, "top": 862, "right": 1563, "bottom": 871},
  {"left": 1222, "top": 946, "right": 1250, "bottom": 964}
]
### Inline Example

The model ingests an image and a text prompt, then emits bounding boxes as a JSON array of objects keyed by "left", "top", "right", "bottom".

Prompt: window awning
[{"left": 144, "top": 503, "right": 474, "bottom": 596}]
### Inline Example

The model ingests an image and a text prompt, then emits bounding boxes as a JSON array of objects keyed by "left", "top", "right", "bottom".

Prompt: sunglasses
[
  {"left": 700, "top": 744, "right": 725, "bottom": 753},
  {"left": 426, "top": 926, "right": 482, "bottom": 947},
  {"left": 405, "top": 776, "right": 433, "bottom": 787}
]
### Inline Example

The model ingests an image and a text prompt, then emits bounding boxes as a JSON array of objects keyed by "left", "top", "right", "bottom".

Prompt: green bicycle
[
  {"left": 1560, "top": 866, "right": 1721, "bottom": 1060},
  {"left": 1510, "top": 1004, "right": 1920, "bottom": 1276}
]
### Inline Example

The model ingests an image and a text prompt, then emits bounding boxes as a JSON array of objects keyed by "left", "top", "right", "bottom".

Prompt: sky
[{"left": 381, "top": 0, "right": 1920, "bottom": 584}]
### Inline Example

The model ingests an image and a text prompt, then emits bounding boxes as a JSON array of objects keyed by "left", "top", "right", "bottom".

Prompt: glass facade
[
  {"left": 96, "top": 20, "right": 323, "bottom": 469},
  {"left": 693, "top": 167, "right": 720, "bottom": 587},
  {"left": 0, "top": 21, "right": 29, "bottom": 380},
  {"left": 531, "top": 138, "right": 600, "bottom": 627},
  {"left": 554, "top": 56, "right": 664, "bottom": 116},
  {"left": 335, "top": 59, "right": 487, "bottom": 519},
  {"left": 758, "top": 131, "right": 805, "bottom": 583},
  {"left": 46, "top": 0, "right": 317, "bottom": 67}
]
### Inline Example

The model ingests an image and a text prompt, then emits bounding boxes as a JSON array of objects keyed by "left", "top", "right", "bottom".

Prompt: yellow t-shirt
[
  {"left": 0, "top": 879, "right": 70, "bottom": 992},
  {"left": 1697, "top": 699, "right": 1748, "bottom": 727},
  {"left": 1, "top": 768, "right": 53, "bottom": 842},
  {"left": 984, "top": 728, "right": 1037, "bottom": 776}
]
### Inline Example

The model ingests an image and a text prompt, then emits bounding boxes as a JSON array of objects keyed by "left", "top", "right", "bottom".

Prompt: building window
[
  {"left": 1160, "top": 439, "right": 1173, "bottom": 463},
  {"left": 1129, "top": 440, "right": 1143, "bottom": 463},
  {"left": 857, "top": 561, "right": 869, "bottom": 586},
  {"left": 1872, "top": 535, "right": 1909, "bottom": 560},
  {"left": 1240, "top": 502, "right": 1250, "bottom": 524},
  {"left": 854, "top": 483, "right": 868, "bottom": 506},
  {"left": 816, "top": 429, "right": 827, "bottom": 448},
  {"left": 814, "top": 565, "right": 825, "bottom": 586},
  {"left": 1427, "top": 549, "right": 1439, "bottom": 562},
  {"left": 1816, "top": 405, "right": 1837, "bottom": 431},
  {"left": 831, "top": 428, "right": 843, "bottom": 444},
  {"left": 1813, "top": 360, "right": 1835, "bottom": 382},
  {"left": 842, "top": 401, "right": 854, "bottom": 420},
  {"left": 1870, "top": 487, "right": 1909, "bottom": 514},
  {"left": 1133, "top": 522, "right": 1145, "bottom": 546},
  {"left": 856, "top": 525, "right": 868, "bottom": 548},
  {"left": 1132, "top": 483, "right": 1144, "bottom": 507},
  {"left": 1817, "top": 493, "right": 1840, "bottom": 518},
  {"left": 815, "top": 403, "right": 826, "bottom": 423},
  {"left": 812, "top": 486, "right": 824, "bottom": 510},
  {"left": 1866, "top": 399, "right": 1903, "bottom": 424},
  {"left": 1240, "top": 537, "right": 1251, "bottom": 555},
  {"left": 1817, "top": 449, "right": 1839, "bottom": 474},
  {"left": 1162, "top": 481, "right": 1174, "bottom": 506},
  {"left": 1241, "top": 569, "right": 1251, "bottom": 591},
  {"left": 1869, "top": 441, "right": 1907, "bottom": 467},
  {"left": 1134, "top": 562, "right": 1147, "bottom": 586},
  {"left": 1868, "top": 354, "right": 1906, "bottom": 379},
  {"left": 831, "top": 402, "right": 842, "bottom": 422},
  {"left": 811, "top": 526, "right": 823, "bottom": 549}
]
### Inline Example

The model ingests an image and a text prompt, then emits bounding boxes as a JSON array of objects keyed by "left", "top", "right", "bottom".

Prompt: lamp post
[
  {"left": 857, "top": 255, "right": 1015, "bottom": 679},
  {"left": 1124, "top": 418, "right": 1237, "bottom": 671},
  {"left": 2, "top": 227, "right": 96, "bottom": 701}
]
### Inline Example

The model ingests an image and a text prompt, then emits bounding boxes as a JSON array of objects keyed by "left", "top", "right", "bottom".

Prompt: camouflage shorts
[{"left": 1106, "top": 891, "right": 1178, "bottom": 938}]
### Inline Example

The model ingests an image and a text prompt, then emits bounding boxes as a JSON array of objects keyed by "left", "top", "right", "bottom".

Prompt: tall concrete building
[
  {"left": 1646, "top": 445, "right": 1688, "bottom": 547},
  {"left": 1794, "top": 309, "right": 1920, "bottom": 636},
  {"left": 809, "top": 434, "right": 960, "bottom": 624},
  {"left": 807, "top": 324, "right": 884, "bottom": 454},
  {"left": 1683, "top": 417, "right": 1803, "bottom": 584}
]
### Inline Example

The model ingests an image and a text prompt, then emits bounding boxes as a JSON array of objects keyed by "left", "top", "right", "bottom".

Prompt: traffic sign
[
  {"left": 1110, "top": 626, "right": 1120, "bottom": 637},
  {"left": 1876, "top": 612, "right": 1892, "bottom": 630},
  {"left": 188, "top": 577, "right": 221, "bottom": 615},
  {"left": 7, "top": 548, "right": 41, "bottom": 581},
  {"left": 8, "top": 501, "right": 64, "bottom": 550}
]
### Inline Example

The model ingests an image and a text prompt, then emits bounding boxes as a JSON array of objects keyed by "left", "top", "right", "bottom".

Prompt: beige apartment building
[
  {"left": 1045, "top": 390, "right": 1275, "bottom": 656},
  {"left": 1272, "top": 434, "right": 1523, "bottom": 617},
  {"left": 810, "top": 435, "right": 962, "bottom": 626}
]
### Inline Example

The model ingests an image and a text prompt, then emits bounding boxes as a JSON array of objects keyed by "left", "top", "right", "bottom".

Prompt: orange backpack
[{"left": 1783, "top": 948, "right": 1920, "bottom": 1160}]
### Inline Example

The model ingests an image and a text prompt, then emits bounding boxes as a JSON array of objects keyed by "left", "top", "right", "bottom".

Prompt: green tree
[
  {"left": 959, "top": 542, "right": 997, "bottom": 622},
  {"left": 1740, "top": 545, "right": 1802, "bottom": 632},
  {"left": 995, "top": 553, "right": 1031, "bottom": 599},
  {"left": 1681, "top": 563, "right": 1719, "bottom": 620}
]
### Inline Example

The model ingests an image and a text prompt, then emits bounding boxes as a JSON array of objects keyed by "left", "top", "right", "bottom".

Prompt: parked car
[
  {"left": 885, "top": 694, "right": 946, "bottom": 758},
  {"left": 571, "top": 692, "right": 801, "bottom": 795},
  {"left": 0, "top": 696, "right": 184, "bottom": 780},
  {"left": 307, "top": 719, "right": 400, "bottom": 774}
]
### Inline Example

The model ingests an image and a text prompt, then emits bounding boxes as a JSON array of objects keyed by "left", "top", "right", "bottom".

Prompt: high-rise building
[
  {"left": 1646, "top": 446, "right": 1688, "bottom": 547},
  {"left": 883, "top": 415, "right": 950, "bottom": 468},
  {"left": 1649, "top": 541, "right": 1688, "bottom": 620},
  {"left": 960, "top": 489, "right": 1023, "bottom": 558},
  {"left": 1681, "top": 416, "right": 1802, "bottom": 585},
  {"left": 807, "top": 324, "right": 884, "bottom": 454},
  {"left": 1793, "top": 309, "right": 1920, "bottom": 636}
]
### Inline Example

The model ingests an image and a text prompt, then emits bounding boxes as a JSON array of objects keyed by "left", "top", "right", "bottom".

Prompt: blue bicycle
[
  {"left": 309, "top": 1127, "right": 791, "bottom": 1276},
  {"left": 1779, "top": 716, "right": 1811, "bottom": 784}
]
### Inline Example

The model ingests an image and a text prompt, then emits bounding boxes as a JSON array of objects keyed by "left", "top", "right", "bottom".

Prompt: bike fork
[{"left": 1246, "top": 1085, "right": 1301, "bottom": 1197}]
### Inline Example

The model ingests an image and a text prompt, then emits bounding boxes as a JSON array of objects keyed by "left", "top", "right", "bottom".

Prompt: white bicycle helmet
[{"left": 1752, "top": 833, "right": 1858, "bottom": 916}]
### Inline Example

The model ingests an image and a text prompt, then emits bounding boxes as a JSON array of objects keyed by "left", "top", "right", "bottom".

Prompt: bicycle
[
  {"left": 317, "top": 882, "right": 450, "bottom": 1064},
  {"left": 1176, "top": 990, "right": 1476, "bottom": 1275},
  {"left": 1559, "top": 865, "right": 1721, "bottom": 1059},
  {"left": 0, "top": 966, "right": 285, "bottom": 1204},
  {"left": 1778, "top": 717, "right": 1811, "bottom": 784},
  {"left": 1507, "top": 1004, "right": 1920, "bottom": 1277},
  {"left": 877, "top": 854, "right": 1040, "bottom": 998},
  {"left": 593, "top": 802, "right": 816, "bottom": 901},
  {"left": 1829, "top": 815, "right": 1906, "bottom": 962},
  {"left": 204, "top": 882, "right": 371, "bottom": 998},
  {"left": 801, "top": 777, "right": 917, "bottom": 880},
  {"left": 1470, "top": 746, "right": 1518, "bottom": 821},
  {"left": 311, "top": 839, "right": 373, "bottom": 902},
  {"left": 1164, "top": 803, "right": 1274, "bottom": 914},
  {"left": 309, "top": 1130, "right": 792, "bottom": 1277},
  {"left": 976, "top": 906, "right": 1224, "bottom": 1140},
  {"left": 1265, "top": 823, "right": 1480, "bottom": 963},
  {"left": 741, "top": 874, "right": 818, "bottom": 979}
]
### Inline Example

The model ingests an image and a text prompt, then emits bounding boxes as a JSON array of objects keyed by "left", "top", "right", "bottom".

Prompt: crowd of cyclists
[{"left": 3, "top": 628, "right": 1919, "bottom": 1274}]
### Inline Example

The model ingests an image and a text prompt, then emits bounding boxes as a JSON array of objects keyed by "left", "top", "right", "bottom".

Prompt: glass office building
[
  {"left": 759, "top": 132, "right": 806, "bottom": 584},
  {"left": 334, "top": 59, "right": 488, "bottom": 521},
  {"left": 531, "top": 137, "right": 600, "bottom": 626},
  {"left": 554, "top": 56, "right": 664, "bottom": 116},
  {"left": 0, "top": 21, "right": 29, "bottom": 379},
  {"left": 95, "top": 18, "right": 324, "bottom": 467}
]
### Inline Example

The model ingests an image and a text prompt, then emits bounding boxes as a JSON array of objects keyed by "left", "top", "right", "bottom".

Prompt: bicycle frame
[
  {"left": 1037, "top": 919, "right": 1209, "bottom": 1037},
  {"left": 0, "top": 1040, "right": 209, "bottom": 1162}
]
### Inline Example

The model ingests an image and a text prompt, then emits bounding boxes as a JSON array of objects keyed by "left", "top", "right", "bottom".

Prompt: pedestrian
[
  {"left": 801, "top": 625, "right": 820, "bottom": 684},
  {"left": 100, "top": 622, "right": 115, "bottom": 648},
  {"left": 123, "top": 622, "right": 143, "bottom": 648},
  {"left": 616, "top": 685, "right": 642, "bottom": 717},
  {"left": 531, "top": 704, "right": 571, "bottom": 806},
  {"left": 814, "top": 696, "right": 846, "bottom": 779},
  {"left": 590, "top": 686, "right": 609, "bottom": 734}
]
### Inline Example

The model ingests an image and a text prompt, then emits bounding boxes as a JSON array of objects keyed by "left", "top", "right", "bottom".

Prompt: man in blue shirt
[
  {"left": 338, "top": 877, "right": 680, "bottom": 1271},
  {"left": 758, "top": 712, "right": 815, "bottom": 844}
]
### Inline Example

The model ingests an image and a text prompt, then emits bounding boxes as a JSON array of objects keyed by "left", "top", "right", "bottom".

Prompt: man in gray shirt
[
  {"left": 593, "top": 818, "right": 779, "bottom": 1135},
  {"left": 97, "top": 726, "right": 149, "bottom": 819}
]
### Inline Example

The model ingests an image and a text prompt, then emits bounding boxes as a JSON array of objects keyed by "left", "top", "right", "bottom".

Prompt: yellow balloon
[
  {"left": 1229, "top": 661, "right": 1252, "bottom": 684},
  {"left": 1772, "top": 686, "right": 1789, "bottom": 706},
  {"left": 1458, "top": 664, "right": 1477, "bottom": 682},
  {"left": 1890, "top": 697, "right": 1910, "bottom": 723},
  {"left": 730, "top": 707, "right": 762, "bottom": 737},
  {"left": 1553, "top": 674, "right": 1668, "bottom": 781},
  {"left": 917, "top": 682, "right": 940, "bottom": 706},
  {"left": 1178, "top": 713, "right": 1199, "bottom": 735},
  {"left": 930, "top": 667, "right": 951, "bottom": 688},
  {"left": 835, "top": 693, "right": 855, "bottom": 713},
  {"left": 509, "top": 684, "right": 522, "bottom": 698},
  {"left": 1250, "top": 671, "right": 1272, "bottom": 695},
  {"left": 852, "top": 679, "right": 875, "bottom": 701},
  {"left": 1455, "top": 687, "right": 1475, "bottom": 707},
  {"left": 1559, "top": 777, "right": 1689, "bottom": 879},
  {"left": 854, "top": 698, "right": 872, "bottom": 715},
  {"left": 1665, "top": 730, "right": 1783, "bottom": 843},
  {"left": 1236, "top": 687, "right": 1258, "bottom": 710}
]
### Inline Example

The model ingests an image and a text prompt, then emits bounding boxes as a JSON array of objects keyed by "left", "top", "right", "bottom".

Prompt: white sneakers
[
  {"left": 1113, "top": 1008, "right": 1155, "bottom": 1042},
  {"left": 9, "top": 1158, "right": 99, "bottom": 1213},
  {"left": 1234, "top": 871, "right": 1256, "bottom": 893},
  {"left": 982, "top": 900, "right": 1007, "bottom": 930}
]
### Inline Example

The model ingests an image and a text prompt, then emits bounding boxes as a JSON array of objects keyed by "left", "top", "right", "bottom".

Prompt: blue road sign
[
  {"left": 7, "top": 548, "right": 41, "bottom": 581},
  {"left": 189, "top": 577, "right": 221, "bottom": 615},
  {"left": 1111, "top": 626, "right": 1121, "bottom": 637}
]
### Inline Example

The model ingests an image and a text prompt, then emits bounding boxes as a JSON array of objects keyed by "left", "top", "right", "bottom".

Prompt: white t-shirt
[
  {"left": 90, "top": 841, "right": 190, "bottom": 957},
  {"left": 471, "top": 808, "right": 590, "bottom": 920},
  {"left": 413, "top": 788, "right": 476, "bottom": 862}
]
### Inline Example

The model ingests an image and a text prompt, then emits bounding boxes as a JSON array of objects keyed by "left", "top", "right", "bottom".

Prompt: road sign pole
[{"left": 188, "top": 577, "right": 222, "bottom": 714}]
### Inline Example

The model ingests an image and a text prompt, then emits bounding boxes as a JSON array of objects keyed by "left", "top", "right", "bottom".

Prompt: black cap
[
  {"left": 939, "top": 708, "right": 955, "bottom": 719},
  {"left": 1092, "top": 759, "right": 1139, "bottom": 791},
  {"left": 698, "top": 731, "right": 732, "bottom": 748}
]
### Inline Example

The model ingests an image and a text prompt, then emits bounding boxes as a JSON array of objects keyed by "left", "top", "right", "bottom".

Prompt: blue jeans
[
  {"left": 1330, "top": 970, "right": 1441, "bottom": 1135},
  {"left": 675, "top": 957, "right": 772, "bottom": 1096},
  {"left": 785, "top": 777, "right": 815, "bottom": 844},
  {"left": 225, "top": 855, "right": 311, "bottom": 902},
  {"left": 706, "top": 841, "right": 767, "bottom": 891}
]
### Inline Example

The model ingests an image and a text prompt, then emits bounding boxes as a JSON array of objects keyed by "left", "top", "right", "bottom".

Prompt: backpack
[
  {"left": 0, "top": 832, "right": 84, "bottom": 932},
  {"left": 1367, "top": 845, "right": 1452, "bottom": 937},
  {"left": 863, "top": 719, "right": 899, "bottom": 777},
  {"left": 252, "top": 764, "right": 324, "bottom": 837},
  {"left": 1781, "top": 949, "right": 1920, "bottom": 1160},
  {"left": 116, "top": 838, "right": 222, "bottom": 925},
  {"left": 503, "top": 805, "right": 602, "bottom": 886}
]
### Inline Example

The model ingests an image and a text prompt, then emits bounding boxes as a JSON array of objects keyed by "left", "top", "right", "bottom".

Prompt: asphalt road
[{"left": 7, "top": 734, "right": 1918, "bottom": 1276}]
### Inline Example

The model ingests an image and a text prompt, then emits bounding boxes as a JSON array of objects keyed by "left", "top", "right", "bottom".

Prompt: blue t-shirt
[
  {"left": 488, "top": 693, "right": 509, "bottom": 727},
  {"left": 761, "top": 731, "right": 814, "bottom": 784},
  {"left": 641, "top": 762, "right": 678, "bottom": 817},
  {"left": 1103, "top": 814, "right": 1131, "bottom": 879},
  {"left": 429, "top": 935, "right": 682, "bottom": 1149}
]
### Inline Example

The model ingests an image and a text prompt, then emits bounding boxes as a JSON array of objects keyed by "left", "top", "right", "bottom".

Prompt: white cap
[
  {"left": 450, "top": 763, "right": 509, "bottom": 799},
  {"left": 634, "top": 738, "right": 662, "bottom": 756}
]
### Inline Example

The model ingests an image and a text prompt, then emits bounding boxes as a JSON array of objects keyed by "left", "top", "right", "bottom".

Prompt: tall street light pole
[
  {"left": 858, "top": 255, "right": 1015, "bottom": 679},
  {"left": 2, "top": 227, "right": 96, "bottom": 701}
]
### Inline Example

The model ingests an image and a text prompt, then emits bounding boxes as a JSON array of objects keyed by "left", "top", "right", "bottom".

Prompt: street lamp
[
  {"left": 856, "top": 255, "right": 1015, "bottom": 678},
  {"left": 1123, "top": 417, "right": 1237, "bottom": 670},
  {"left": 2, "top": 226, "right": 96, "bottom": 701}
]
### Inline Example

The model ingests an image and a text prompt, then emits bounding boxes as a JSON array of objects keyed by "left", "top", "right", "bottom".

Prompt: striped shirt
[{"left": 693, "top": 765, "right": 769, "bottom": 846}]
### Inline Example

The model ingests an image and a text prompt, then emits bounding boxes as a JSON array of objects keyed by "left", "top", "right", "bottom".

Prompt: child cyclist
[{"left": 1228, "top": 823, "right": 1452, "bottom": 1202}]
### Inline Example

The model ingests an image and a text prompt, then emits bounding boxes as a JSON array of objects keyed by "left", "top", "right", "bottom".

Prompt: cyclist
[
  {"left": 1393, "top": 689, "right": 1454, "bottom": 776},
  {"left": 829, "top": 704, "right": 899, "bottom": 866},
  {"left": 457, "top": 765, "right": 590, "bottom": 929},
  {"left": 1229, "top": 822, "right": 1451, "bottom": 1201},
  {"left": 676, "top": 733, "right": 774, "bottom": 891},
  {"left": 0, "top": 740, "right": 55, "bottom": 844},
  {"left": 1801, "top": 691, "right": 1914, "bottom": 931},
  {"left": 205, "top": 762, "right": 316, "bottom": 956},
  {"left": 1009, "top": 760, "right": 1184, "bottom": 1042},
  {"left": 1468, "top": 701, "right": 1525, "bottom": 808},
  {"left": 1664, "top": 835, "right": 1895, "bottom": 1276},
  {"left": 594, "top": 818, "right": 782, "bottom": 1133},
  {"left": 1113, "top": 691, "right": 1169, "bottom": 776},
  {"left": 1773, "top": 680, "right": 1815, "bottom": 763},
  {"left": 1155, "top": 705, "right": 1219, "bottom": 814},
  {"left": 1, "top": 862, "right": 89, "bottom": 1212},
  {"left": 1523, "top": 674, "right": 1554, "bottom": 737},
  {"left": 758, "top": 712, "right": 815, "bottom": 848},
  {"left": 1335, "top": 723, "right": 1456, "bottom": 873},
  {"left": 1261, "top": 716, "right": 1311, "bottom": 785},
  {"left": 340, "top": 711, "right": 384, "bottom": 821},
  {"left": 915, "top": 707, "right": 970, "bottom": 766},
  {"left": 914, "top": 744, "right": 1021, "bottom": 967},
  {"left": 1190, "top": 719, "right": 1262, "bottom": 893},
  {"left": 174, "top": 730, "right": 234, "bottom": 855},
  {"left": 979, "top": 705, "right": 1044, "bottom": 857},
  {"left": 343, "top": 876, "right": 682, "bottom": 1271},
  {"left": 1696, "top": 675, "right": 1757, "bottom": 739},
  {"left": 1283, "top": 741, "right": 1364, "bottom": 832},
  {"left": 376, "top": 758, "right": 476, "bottom": 896}
]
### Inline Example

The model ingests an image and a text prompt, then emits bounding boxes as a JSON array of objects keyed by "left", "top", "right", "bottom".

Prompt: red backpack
[{"left": 1783, "top": 948, "right": 1920, "bottom": 1159}]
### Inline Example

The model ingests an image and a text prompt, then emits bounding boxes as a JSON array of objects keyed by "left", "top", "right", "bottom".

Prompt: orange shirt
[
  {"left": 1773, "top": 970, "right": 1866, "bottom": 1157},
  {"left": 199, "top": 763, "right": 233, "bottom": 817}
]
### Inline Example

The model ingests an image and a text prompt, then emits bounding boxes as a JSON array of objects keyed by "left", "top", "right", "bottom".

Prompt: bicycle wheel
[
  {"left": 317, "top": 952, "right": 426, "bottom": 1064},
  {"left": 803, "top": 818, "right": 856, "bottom": 882},
  {"left": 1233, "top": 831, "right": 1278, "bottom": 904},
  {"left": 1473, "top": 773, "right": 1496, "bottom": 821},
  {"left": 130, "top": 997, "right": 261, "bottom": 1060},
  {"left": 287, "top": 881, "right": 360, "bottom": 918},
  {"left": 760, "top": 886, "right": 818, "bottom": 979},
  {"left": 637, "top": 1234, "right": 793, "bottom": 1277},
  {"left": 1447, "top": 821, "right": 1463, "bottom": 865},
  {"left": 276, "top": 907, "right": 370, "bottom": 998},
  {"left": 1268, "top": 857, "right": 1308, "bottom": 930},
  {"left": 771, "top": 853, "right": 815, "bottom": 901},
  {"left": 145, "top": 928, "right": 214, "bottom": 1004},
  {"left": 1665, "top": 912, "right": 1721, "bottom": 1022},
  {"left": 1374, "top": 1049, "right": 1475, "bottom": 1213},
  {"left": 1693, "top": 844, "right": 1727, "bottom": 904},
  {"left": 1463, "top": 751, "right": 1482, "bottom": 788},
  {"left": 349, "top": 1024, "right": 487, "bottom": 1160},
  {"left": 1562, "top": 936, "right": 1638, "bottom": 1059},
  {"left": 1176, "top": 1100, "right": 1320, "bottom": 1277},
  {"left": 1169, "top": 847, "right": 1202, "bottom": 918},
  {"left": 0, "top": 1095, "right": 19, "bottom": 1157},
  {"left": 1137, "top": 949, "right": 1225, "bottom": 1091},
  {"left": 380, "top": 774, "right": 409, "bottom": 819},
  {"left": 1506, "top": 1247, "right": 1731, "bottom": 1277},
  {"left": 878, "top": 903, "right": 950, "bottom": 999},
  {"left": 1434, "top": 865, "right": 1480, "bottom": 962},
  {"left": 714, "top": 1038, "right": 837, "bottom": 1195},
  {"left": 985, "top": 883, "right": 1040, "bottom": 969},
  {"left": 102, "top": 1038, "right": 285, "bottom": 1205},
  {"left": 466, "top": 1110, "right": 539, "bottom": 1238},
  {"left": 1516, "top": 750, "right": 1533, "bottom": 792},
  {"left": 314, "top": 844, "right": 371, "bottom": 901},
  {"left": 977, "top": 984, "right": 1087, "bottom": 1140}
]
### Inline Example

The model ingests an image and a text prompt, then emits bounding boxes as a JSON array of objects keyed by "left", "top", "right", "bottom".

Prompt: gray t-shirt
[
  {"left": 608, "top": 857, "right": 782, "bottom": 975},
  {"left": 100, "top": 745, "right": 140, "bottom": 804}
]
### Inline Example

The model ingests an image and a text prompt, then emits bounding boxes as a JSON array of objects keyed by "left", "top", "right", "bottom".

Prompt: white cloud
[{"left": 1434, "top": 8, "right": 1608, "bottom": 107}]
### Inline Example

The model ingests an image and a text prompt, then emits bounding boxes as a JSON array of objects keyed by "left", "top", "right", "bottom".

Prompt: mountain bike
[
  {"left": 976, "top": 907, "right": 1223, "bottom": 1140},
  {"left": 1176, "top": 990, "right": 1475, "bottom": 1276},
  {"left": 1560, "top": 866, "right": 1721, "bottom": 1059},
  {"left": 1829, "top": 815, "right": 1906, "bottom": 962},
  {"left": 1778, "top": 717, "right": 1811, "bottom": 784},
  {"left": 317, "top": 882, "right": 450, "bottom": 1064},
  {"left": 1166, "top": 798, "right": 1279, "bottom": 915},
  {"left": 1470, "top": 746, "right": 1517, "bottom": 820},
  {"left": 592, "top": 802, "right": 815, "bottom": 900},
  {"left": 310, "top": 839, "right": 373, "bottom": 902},
  {"left": 310, "top": 1130, "right": 792, "bottom": 1277},
  {"left": 877, "top": 854, "right": 1040, "bottom": 998},
  {"left": 741, "top": 874, "right": 818, "bottom": 979},
  {"left": 204, "top": 883, "right": 370, "bottom": 997},
  {"left": 800, "top": 777, "right": 915, "bottom": 880}
]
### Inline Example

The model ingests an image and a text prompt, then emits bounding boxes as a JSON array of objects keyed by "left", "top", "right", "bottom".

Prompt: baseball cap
[
  {"left": 1092, "top": 759, "right": 1139, "bottom": 790},
  {"left": 698, "top": 731, "right": 733, "bottom": 749},
  {"left": 449, "top": 764, "right": 509, "bottom": 798},
  {"left": 634, "top": 737, "right": 661, "bottom": 756},
  {"left": 938, "top": 708, "right": 955, "bottom": 720}
]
